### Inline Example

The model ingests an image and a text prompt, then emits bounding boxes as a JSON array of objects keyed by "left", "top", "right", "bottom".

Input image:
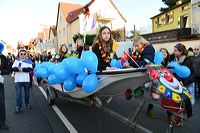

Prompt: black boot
[{"left": 0, "top": 124, "right": 9, "bottom": 130}]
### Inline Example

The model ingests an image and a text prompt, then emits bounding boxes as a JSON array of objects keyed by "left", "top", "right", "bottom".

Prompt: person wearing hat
[
  {"left": 12, "top": 49, "right": 33, "bottom": 113},
  {"left": 0, "top": 42, "right": 10, "bottom": 130}
]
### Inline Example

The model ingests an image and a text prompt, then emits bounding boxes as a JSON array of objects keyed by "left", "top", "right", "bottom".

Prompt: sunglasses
[
  {"left": 194, "top": 48, "right": 199, "bottom": 50},
  {"left": 20, "top": 53, "right": 27, "bottom": 56}
]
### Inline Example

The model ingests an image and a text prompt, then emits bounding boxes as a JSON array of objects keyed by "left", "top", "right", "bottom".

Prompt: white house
[{"left": 56, "top": 0, "right": 126, "bottom": 50}]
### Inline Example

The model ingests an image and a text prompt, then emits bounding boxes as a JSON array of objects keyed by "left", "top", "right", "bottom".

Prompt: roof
[
  {"left": 57, "top": 0, "right": 126, "bottom": 25},
  {"left": 109, "top": 0, "right": 126, "bottom": 22},
  {"left": 151, "top": 2, "right": 190, "bottom": 19},
  {"left": 56, "top": 2, "right": 83, "bottom": 25}
]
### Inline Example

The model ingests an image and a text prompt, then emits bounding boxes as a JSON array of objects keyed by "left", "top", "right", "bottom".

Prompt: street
[{"left": 2, "top": 75, "right": 200, "bottom": 133}]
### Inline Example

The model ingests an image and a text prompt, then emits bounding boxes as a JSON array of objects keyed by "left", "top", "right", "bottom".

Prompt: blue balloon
[
  {"left": 0, "top": 42, "right": 4, "bottom": 53},
  {"left": 34, "top": 69, "right": 40, "bottom": 78},
  {"left": 167, "top": 61, "right": 179, "bottom": 73},
  {"left": 54, "top": 64, "right": 71, "bottom": 80},
  {"left": 47, "top": 74, "right": 64, "bottom": 84},
  {"left": 48, "top": 74, "right": 57, "bottom": 84},
  {"left": 82, "top": 74, "right": 98, "bottom": 93},
  {"left": 47, "top": 63, "right": 56, "bottom": 74},
  {"left": 63, "top": 76, "right": 77, "bottom": 91},
  {"left": 110, "top": 59, "right": 118, "bottom": 67},
  {"left": 39, "top": 67, "right": 50, "bottom": 78},
  {"left": 116, "top": 60, "right": 123, "bottom": 68},
  {"left": 41, "top": 62, "right": 49, "bottom": 67},
  {"left": 62, "top": 56, "right": 84, "bottom": 74},
  {"left": 76, "top": 72, "right": 88, "bottom": 86},
  {"left": 154, "top": 51, "right": 164, "bottom": 64},
  {"left": 34, "top": 64, "right": 41, "bottom": 77},
  {"left": 81, "top": 51, "right": 98, "bottom": 73},
  {"left": 176, "top": 66, "right": 191, "bottom": 78}
]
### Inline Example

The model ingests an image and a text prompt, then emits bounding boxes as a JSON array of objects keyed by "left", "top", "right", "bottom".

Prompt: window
[
  {"left": 165, "top": 11, "right": 173, "bottom": 24},
  {"left": 180, "top": 15, "right": 189, "bottom": 28},
  {"left": 182, "top": 5, "right": 189, "bottom": 11},
  {"left": 157, "top": 16, "right": 162, "bottom": 26}
]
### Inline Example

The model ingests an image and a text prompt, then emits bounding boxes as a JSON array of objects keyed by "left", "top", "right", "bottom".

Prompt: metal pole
[{"left": 134, "top": 25, "right": 136, "bottom": 40}]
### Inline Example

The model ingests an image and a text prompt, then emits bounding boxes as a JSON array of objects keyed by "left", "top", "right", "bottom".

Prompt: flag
[
  {"left": 83, "top": 21, "right": 87, "bottom": 31},
  {"left": 91, "top": 18, "right": 96, "bottom": 30},
  {"left": 112, "top": 41, "right": 119, "bottom": 51},
  {"left": 121, "top": 51, "right": 130, "bottom": 64}
]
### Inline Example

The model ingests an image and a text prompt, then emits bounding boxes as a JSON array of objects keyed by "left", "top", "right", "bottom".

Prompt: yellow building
[
  {"left": 151, "top": 2, "right": 191, "bottom": 33},
  {"left": 142, "top": 2, "right": 197, "bottom": 43}
]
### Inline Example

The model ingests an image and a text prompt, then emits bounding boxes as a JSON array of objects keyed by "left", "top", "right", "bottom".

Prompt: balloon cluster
[
  {"left": 34, "top": 51, "right": 99, "bottom": 94},
  {"left": 167, "top": 61, "right": 190, "bottom": 78}
]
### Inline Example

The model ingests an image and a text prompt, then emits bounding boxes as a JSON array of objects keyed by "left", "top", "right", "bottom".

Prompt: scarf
[
  {"left": 174, "top": 55, "right": 186, "bottom": 64},
  {"left": 16, "top": 57, "right": 33, "bottom": 64}
]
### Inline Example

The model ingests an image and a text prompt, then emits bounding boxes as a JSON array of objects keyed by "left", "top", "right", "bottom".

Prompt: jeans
[
  {"left": 15, "top": 82, "right": 30, "bottom": 107},
  {"left": 0, "top": 83, "right": 5, "bottom": 125}
]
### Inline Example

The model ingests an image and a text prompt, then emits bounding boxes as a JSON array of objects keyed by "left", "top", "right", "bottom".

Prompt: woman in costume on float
[{"left": 92, "top": 26, "right": 114, "bottom": 71}]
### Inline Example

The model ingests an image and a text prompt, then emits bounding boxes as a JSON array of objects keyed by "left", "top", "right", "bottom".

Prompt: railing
[{"left": 142, "top": 28, "right": 192, "bottom": 43}]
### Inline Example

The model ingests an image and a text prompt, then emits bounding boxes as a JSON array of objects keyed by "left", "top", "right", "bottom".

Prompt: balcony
[{"left": 142, "top": 28, "right": 194, "bottom": 43}]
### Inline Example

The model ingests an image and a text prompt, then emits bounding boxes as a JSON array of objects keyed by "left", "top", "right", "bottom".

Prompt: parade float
[{"left": 34, "top": 50, "right": 192, "bottom": 133}]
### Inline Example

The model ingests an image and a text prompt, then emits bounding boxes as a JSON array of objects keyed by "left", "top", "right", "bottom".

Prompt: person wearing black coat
[
  {"left": 128, "top": 36, "right": 155, "bottom": 68},
  {"left": 127, "top": 36, "right": 156, "bottom": 118},
  {"left": 92, "top": 26, "right": 113, "bottom": 71},
  {"left": 0, "top": 53, "right": 10, "bottom": 130},
  {"left": 167, "top": 43, "right": 195, "bottom": 126}
]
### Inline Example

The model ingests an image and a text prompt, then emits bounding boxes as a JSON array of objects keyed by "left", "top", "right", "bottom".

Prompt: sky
[{"left": 0, "top": 0, "right": 166, "bottom": 47}]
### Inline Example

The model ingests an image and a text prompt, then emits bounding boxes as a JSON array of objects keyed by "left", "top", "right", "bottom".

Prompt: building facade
[{"left": 56, "top": 0, "right": 126, "bottom": 51}]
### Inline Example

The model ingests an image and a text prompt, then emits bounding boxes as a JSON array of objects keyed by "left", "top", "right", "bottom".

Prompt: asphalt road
[{"left": 2, "top": 75, "right": 200, "bottom": 133}]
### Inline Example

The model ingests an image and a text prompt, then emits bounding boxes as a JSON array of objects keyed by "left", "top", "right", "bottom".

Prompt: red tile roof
[{"left": 59, "top": 2, "right": 83, "bottom": 23}]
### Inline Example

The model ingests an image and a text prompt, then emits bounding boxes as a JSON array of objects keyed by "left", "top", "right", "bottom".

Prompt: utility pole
[{"left": 134, "top": 25, "right": 136, "bottom": 40}]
